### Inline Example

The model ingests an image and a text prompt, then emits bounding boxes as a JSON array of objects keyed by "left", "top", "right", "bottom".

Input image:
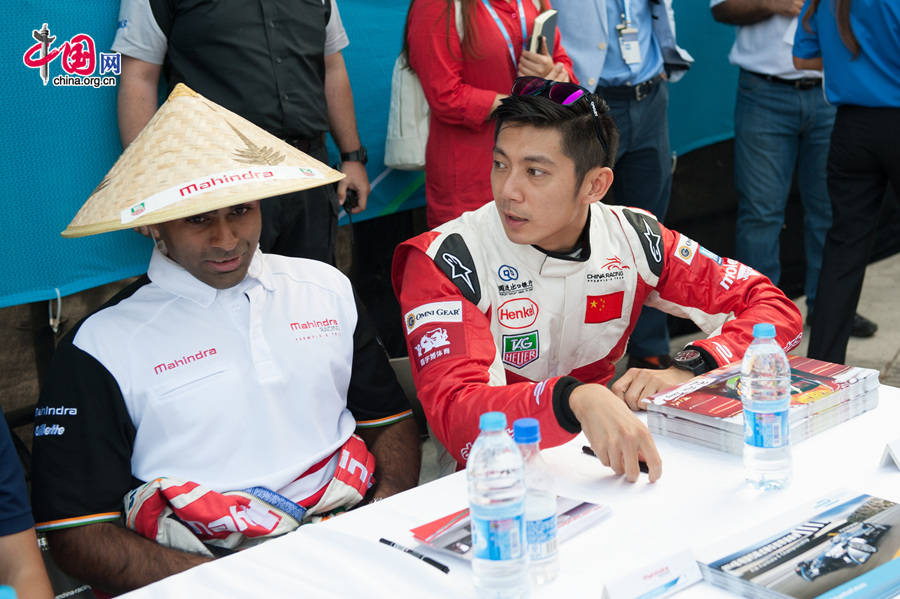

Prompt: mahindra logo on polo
[
  {"left": 290, "top": 318, "right": 339, "bottom": 331},
  {"left": 154, "top": 348, "right": 217, "bottom": 375},
  {"left": 497, "top": 298, "right": 538, "bottom": 329}
]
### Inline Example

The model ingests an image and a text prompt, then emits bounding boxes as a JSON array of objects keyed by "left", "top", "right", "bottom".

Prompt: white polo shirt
[
  {"left": 31, "top": 249, "right": 411, "bottom": 530},
  {"left": 710, "top": 0, "right": 822, "bottom": 79}
]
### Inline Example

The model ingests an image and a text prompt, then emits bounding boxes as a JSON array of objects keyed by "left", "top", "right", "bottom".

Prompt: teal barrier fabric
[{"left": 2, "top": 1, "right": 737, "bottom": 309}]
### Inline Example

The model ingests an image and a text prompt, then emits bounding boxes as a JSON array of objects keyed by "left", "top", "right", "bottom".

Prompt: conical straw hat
[{"left": 62, "top": 83, "right": 345, "bottom": 237}]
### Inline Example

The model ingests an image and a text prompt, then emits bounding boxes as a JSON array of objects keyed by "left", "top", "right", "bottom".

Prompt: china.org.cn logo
[{"left": 22, "top": 23, "right": 120, "bottom": 87}]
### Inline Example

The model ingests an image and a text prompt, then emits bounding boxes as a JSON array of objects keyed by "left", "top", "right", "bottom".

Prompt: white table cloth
[{"left": 123, "top": 386, "right": 900, "bottom": 598}]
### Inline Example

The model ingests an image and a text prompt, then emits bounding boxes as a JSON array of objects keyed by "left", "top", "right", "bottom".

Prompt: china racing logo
[
  {"left": 601, "top": 256, "right": 630, "bottom": 271},
  {"left": 23, "top": 23, "right": 121, "bottom": 87}
]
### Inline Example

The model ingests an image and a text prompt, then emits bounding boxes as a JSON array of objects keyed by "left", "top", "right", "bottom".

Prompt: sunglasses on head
[{"left": 510, "top": 76, "right": 609, "bottom": 156}]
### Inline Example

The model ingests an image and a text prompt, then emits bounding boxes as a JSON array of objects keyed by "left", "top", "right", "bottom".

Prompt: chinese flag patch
[{"left": 584, "top": 292, "right": 624, "bottom": 324}]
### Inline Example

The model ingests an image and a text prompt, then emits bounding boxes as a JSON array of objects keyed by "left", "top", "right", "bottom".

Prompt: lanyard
[
  {"left": 480, "top": 0, "right": 527, "bottom": 70},
  {"left": 618, "top": 0, "right": 633, "bottom": 26}
]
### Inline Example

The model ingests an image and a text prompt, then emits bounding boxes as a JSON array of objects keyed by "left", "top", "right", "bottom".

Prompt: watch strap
[{"left": 340, "top": 147, "right": 367, "bottom": 164}]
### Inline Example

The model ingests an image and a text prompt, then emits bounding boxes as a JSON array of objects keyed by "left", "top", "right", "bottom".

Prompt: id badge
[{"left": 617, "top": 26, "right": 641, "bottom": 65}]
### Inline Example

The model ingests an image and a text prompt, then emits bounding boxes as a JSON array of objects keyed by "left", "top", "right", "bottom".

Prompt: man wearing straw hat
[
  {"left": 113, "top": 0, "right": 369, "bottom": 265},
  {"left": 30, "top": 85, "right": 419, "bottom": 594}
]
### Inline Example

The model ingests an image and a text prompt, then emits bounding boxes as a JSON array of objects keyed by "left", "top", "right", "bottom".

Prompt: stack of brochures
[
  {"left": 644, "top": 356, "right": 880, "bottom": 454},
  {"left": 698, "top": 492, "right": 900, "bottom": 599},
  {"left": 410, "top": 497, "right": 609, "bottom": 560}
]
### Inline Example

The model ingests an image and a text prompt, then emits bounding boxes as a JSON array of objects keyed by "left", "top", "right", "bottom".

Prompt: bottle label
[
  {"left": 471, "top": 513, "right": 525, "bottom": 561},
  {"left": 744, "top": 408, "right": 789, "bottom": 448},
  {"left": 526, "top": 514, "right": 558, "bottom": 561}
]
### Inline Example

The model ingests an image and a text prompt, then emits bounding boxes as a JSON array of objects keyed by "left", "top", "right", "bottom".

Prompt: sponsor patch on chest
[
  {"left": 502, "top": 330, "right": 539, "bottom": 368},
  {"left": 584, "top": 292, "right": 624, "bottom": 324},
  {"left": 153, "top": 347, "right": 218, "bottom": 375},
  {"left": 289, "top": 317, "right": 341, "bottom": 342},
  {"left": 497, "top": 298, "right": 539, "bottom": 329}
]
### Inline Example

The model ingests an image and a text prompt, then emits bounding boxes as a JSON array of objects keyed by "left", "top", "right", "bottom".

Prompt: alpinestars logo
[
  {"left": 643, "top": 220, "right": 662, "bottom": 263},
  {"left": 442, "top": 253, "right": 475, "bottom": 294}
]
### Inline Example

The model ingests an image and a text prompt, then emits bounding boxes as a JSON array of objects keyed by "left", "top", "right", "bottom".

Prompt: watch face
[{"left": 674, "top": 349, "right": 700, "bottom": 364}]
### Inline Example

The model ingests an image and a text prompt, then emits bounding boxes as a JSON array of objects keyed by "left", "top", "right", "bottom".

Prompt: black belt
[
  {"left": 597, "top": 73, "right": 664, "bottom": 102},
  {"left": 282, "top": 133, "right": 325, "bottom": 153},
  {"left": 746, "top": 70, "right": 822, "bottom": 90}
]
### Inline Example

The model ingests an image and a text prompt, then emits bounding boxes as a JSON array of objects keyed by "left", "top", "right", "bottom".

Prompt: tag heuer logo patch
[{"left": 502, "top": 330, "right": 539, "bottom": 368}]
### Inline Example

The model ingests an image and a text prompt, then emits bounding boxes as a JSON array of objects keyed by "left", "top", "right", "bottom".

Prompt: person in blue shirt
[
  {"left": 1, "top": 409, "right": 53, "bottom": 599},
  {"left": 793, "top": 0, "right": 900, "bottom": 364},
  {"left": 553, "top": 0, "right": 692, "bottom": 370}
]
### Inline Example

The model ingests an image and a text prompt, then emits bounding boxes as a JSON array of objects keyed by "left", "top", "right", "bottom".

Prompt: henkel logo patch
[
  {"left": 404, "top": 301, "right": 463, "bottom": 334},
  {"left": 153, "top": 348, "right": 217, "bottom": 375},
  {"left": 584, "top": 292, "right": 624, "bottom": 324},
  {"left": 497, "top": 298, "right": 539, "bottom": 329},
  {"left": 502, "top": 331, "right": 539, "bottom": 368},
  {"left": 674, "top": 234, "right": 697, "bottom": 266},
  {"left": 410, "top": 322, "right": 465, "bottom": 372}
]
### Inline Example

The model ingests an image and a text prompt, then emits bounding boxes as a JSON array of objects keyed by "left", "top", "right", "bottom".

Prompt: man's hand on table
[
  {"left": 569, "top": 383, "right": 662, "bottom": 483},
  {"left": 611, "top": 366, "right": 695, "bottom": 411}
]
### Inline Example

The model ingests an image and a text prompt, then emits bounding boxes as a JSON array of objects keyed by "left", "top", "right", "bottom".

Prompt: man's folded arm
[
  {"left": 348, "top": 288, "right": 421, "bottom": 497},
  {"left": 46, "top": 523, "right": 211, "bottom": 595}
]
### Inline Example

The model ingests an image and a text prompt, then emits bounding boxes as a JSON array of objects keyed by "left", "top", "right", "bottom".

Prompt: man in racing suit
[{"left": 392, "top": 79, "right": 803, "bottom": 482}]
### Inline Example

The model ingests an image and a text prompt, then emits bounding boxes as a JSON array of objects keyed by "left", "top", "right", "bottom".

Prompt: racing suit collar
[{"left": 531, "top": 209, "right": 592, "bottom": 262}]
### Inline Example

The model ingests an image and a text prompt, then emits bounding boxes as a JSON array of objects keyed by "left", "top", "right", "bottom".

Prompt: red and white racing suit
[{"left": 392, "top": 202, "right": 803, "bottom": 467}]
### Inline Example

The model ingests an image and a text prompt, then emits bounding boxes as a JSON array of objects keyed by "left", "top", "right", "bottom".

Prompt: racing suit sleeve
[
  {"left": 392, "top": 242, "right": 582, "bottom": 467},
  {"left": 646, "top": 222, "right": 804, "bottom": 366}
]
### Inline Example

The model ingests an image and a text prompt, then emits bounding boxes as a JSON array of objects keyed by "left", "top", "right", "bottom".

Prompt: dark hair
[
  {"left": 802, "top": 0, "right": 859, "bottom": 58},
  {"left": 492, "top": 94, "right": 619, "bottom": 187}
]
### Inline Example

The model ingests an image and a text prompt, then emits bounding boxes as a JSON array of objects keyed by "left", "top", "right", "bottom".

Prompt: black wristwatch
[
  {"left": 672, "top": 348, "right": 711, "bottom": 376},
  {"left": 340, "top": 146, "right": 368, "bottom": 164}
]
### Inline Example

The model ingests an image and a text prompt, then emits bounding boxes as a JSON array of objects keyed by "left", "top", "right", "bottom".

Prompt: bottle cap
[
  {"left": 752, "top": 323, "right": 776, "bottom": 339},
  {"left": 513, "top": 418, "right": 540, "bottom": 444},
  {"left": 479, "top": 411, "right": 507, "bottom": 431}
]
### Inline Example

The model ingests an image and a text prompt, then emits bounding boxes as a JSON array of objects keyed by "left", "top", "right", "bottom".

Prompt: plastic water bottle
[
  {"left": 467, "top": 412, "right": 529, "bottom": 599},
  {"left": 513, "top": 418, "right": 559, "bottom": 585},
  {"left": 741, "top": 323, "right": 792, "bottom": 490}
]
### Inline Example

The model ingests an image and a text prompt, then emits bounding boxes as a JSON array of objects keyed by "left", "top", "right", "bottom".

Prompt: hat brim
[{"left": 62, "top": 84, "right": 345, "bottom": 238}]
